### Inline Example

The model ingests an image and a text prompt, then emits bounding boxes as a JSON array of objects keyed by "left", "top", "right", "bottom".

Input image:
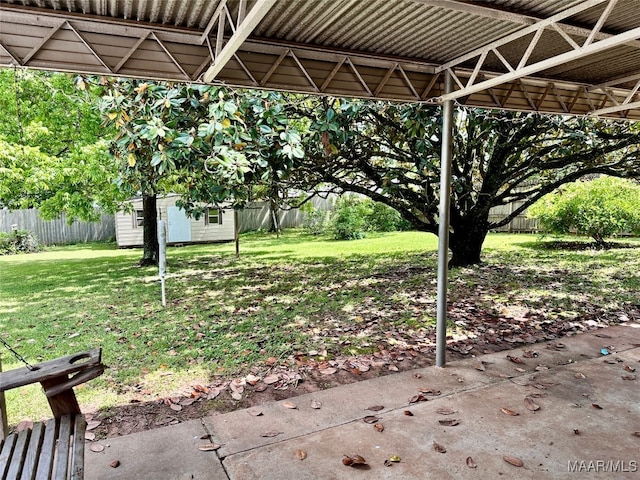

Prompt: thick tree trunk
[
  {"left": 448, "top": 218, "right": 489, "bottom": 268},
  {"left": 139, "top": 193, "right": 158, "bottom": 266},
  {"left": 269, "top": 198, "right": 281, "bottom": 236}
]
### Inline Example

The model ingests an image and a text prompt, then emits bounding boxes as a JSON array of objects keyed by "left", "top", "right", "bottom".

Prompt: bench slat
[
  {"left": 6, "top": 429, "right": 30, "bottom": 480},
  {"left": 70, "top": 416, "right": 85, "bottom": 480},
  {"left": 53, "top": 416, "right": 71, "bottom": 480},
  {"left": 34, "top": 419, "right": 57, "bottom": 480},
  {"left": 0, "top": 434, "right": 17, "bottom": 479},
  {"left": 19, "top": 421, "right": 44, "bottom": 480}
]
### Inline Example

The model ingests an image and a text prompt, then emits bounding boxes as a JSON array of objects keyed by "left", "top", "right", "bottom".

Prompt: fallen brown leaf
[
  {"left": 403, "top": 410, "right": 414, "bottom": 416},
  {"left": 374, "top": 423, "right": 384, "bottom": 432},
  {"left": 342, "top": 454, "right": 367, "bottom": 466},
  {"left": 419, "top": 388, "right": 441, "bottom": 396},
  {"left": 524, "top": 397, "right": 540, "bottom": 411},
  {"left": 436, "top": 407, "right": 457, "bottom": 415},
  {"left": 319, "top": 367, "right": 337, "bottom": 375},
  {"left": 527, "top": 392, "right": 548, "bottom": 398},
  {"left": 282, "top": 401, "right": 297, "bottom": 409},
  {"left": 363, "top": 415, "right": 380, "bottom": 424},
  {"left": 433, "top": 442, "right": 446, "bottom": 453},
  {"left": 507, "top": 355, "right": 523, "bottom": 364},
  {"left": 622, "top": 375, "right": 636, "bottom": 381},
  {"left": 408, "top": 394, "right": 426, "bottom": 403},
  {"left": 261, "top": 431, "right": 283, "bottom": 437},
  {"left": 110, "top": 460, "right": 120, "bottom": 468},
  {"left": 574, "top": 429, "right": 580, "bottom": 435},
  {"left": 501, "top": 407, "right": 519, "bottom": 416},
  {"left": 295, "top": 449, "right": 307, "bottom": 460},
  {"left": 198, "top": 443, "right": 221, "bottom": 451},
  {"left": 366, "top": 405, "right": 384, "bottom": 411},
  {"left": 575, "top": 372, "right": 586, "bottom": 379},
  {"left": 624, "top": 365, "right": 636, "bottom": 372},
  {"left": 170, "top": 404, "right": 183, "bottom": 412},
  {"left": 263, "top": 374, "right": 280, "bottom": 385},
  {"left": 439, "top": 419, "right": 460, "bottom": 426},
  {"left": 90, "top": 443, "right": 105, "bottom": 453},
  {"left": 466, "top": 456, "right": 477, "bottom": 468},
  {"left": 247, "top": 407, "right": 263, "bottom": 416},
  {"left": 503, "top": 455, "right": 524, "bottom": 467},
  {"left": 310, "top": 399, "right": 322, "bottom": 409},
  {"left": 15, "top": 420, "right": 33, "bottom": 433},
  {"left": 86, "top": 420, "right": 102, "bottom": 431},
  {"left": 592, "top": 403, "right": 603, "bottom": 409}
]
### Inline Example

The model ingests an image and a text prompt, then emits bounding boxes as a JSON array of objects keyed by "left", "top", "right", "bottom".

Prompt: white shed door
[{"left": 167, "top": 206, "right": 192, "bottom": 243}]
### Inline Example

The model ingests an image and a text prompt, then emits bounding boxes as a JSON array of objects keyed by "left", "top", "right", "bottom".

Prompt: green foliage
[
  {"left": 0, "top": 70, "right": 124, "bottom": 222},
  {"left": 329, "top": 196, "right": 408, "bottom": 240},
  {"left": 330, "top": 196, "right": 370, "bottom": 240},
  {"left": 0, "top": 230, "right": 41, "bottom": 255},
  {"left": 528, "top": 177, "right": 640, "bottom": 245},
  {"left": 100, "top": 82, "right": 304, "bottom": 208},
  {"left": 366, "top": 200, "right": 411, "bottom": 232},
  {"left": 302, "top": 207, "right": 329, "bottom": 235}
]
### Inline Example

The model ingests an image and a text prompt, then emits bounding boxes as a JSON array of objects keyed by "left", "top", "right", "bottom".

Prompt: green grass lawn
[{"left": 1, "top": 230, "right": 639, "bottom": 425}]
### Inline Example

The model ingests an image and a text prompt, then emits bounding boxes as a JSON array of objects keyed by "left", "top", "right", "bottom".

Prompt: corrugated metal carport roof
[{"left": 1, "top": 0, "right": 639, "bottom": 117}]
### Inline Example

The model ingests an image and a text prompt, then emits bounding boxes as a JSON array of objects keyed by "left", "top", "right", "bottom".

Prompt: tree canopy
[
  {"left": 0, "top": 69, "right": 122, "bottom": 222},
  {"left": 99, "top": 80, "right": 304, "bottom": 264},
  {"left": 286, "top": 99, "right": 640, "bottom": 266}
]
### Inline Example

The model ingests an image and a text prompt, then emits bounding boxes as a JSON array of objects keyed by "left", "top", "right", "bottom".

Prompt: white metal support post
[
  {"left": 158, "top": 220, "right": 167, "bottom": 307},
  {"left": 436, "top": 71, "right": 454, "bottom": 367}
]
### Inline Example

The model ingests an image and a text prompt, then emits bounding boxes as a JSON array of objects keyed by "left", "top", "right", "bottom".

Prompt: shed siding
[{"left": 116, "top": 195, "right": 235, "bottom": 247}]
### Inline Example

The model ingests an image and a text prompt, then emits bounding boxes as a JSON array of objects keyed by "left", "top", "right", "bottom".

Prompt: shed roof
[{"left": 1, "top": 0, "right": 640, "bottom": 118}]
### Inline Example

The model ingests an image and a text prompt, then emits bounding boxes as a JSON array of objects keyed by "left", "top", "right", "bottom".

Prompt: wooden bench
[{"left": 0, "top": 349, "right": 104, "bottom": 480}]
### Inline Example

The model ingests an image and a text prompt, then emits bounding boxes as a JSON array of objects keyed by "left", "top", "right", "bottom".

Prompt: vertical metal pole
[
  {"left": 158, "top": 220, "right": 167, "bottom": 307},
  {"left": 234, "top": 210, "right": 240, "bottom": 258},
  {"left": 436, "top": 72, "right": 454, "bottom": 367},
  {"left": 0, "top": 354, "right": 8, "bottom": 439}
]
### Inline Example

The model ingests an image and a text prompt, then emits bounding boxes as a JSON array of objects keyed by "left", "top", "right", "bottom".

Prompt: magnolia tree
[
  {"left": 285, "top": 99, "right": 640, "bottom": 266},
  {"left": 100, "top": 82, "right": 303, "bottom": 265}
]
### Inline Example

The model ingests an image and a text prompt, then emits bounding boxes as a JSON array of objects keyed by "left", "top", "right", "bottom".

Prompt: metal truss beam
[
  {"left": 202, "top": 0, "right": 278, "bottom": 82},
  {"left": 2, "top": 4, "right": 640, "bottom": 119},
  {"left": 437, "top": 0, "right": 640, "bottom": 102},
  {"left": 415, "top": 0, "right": 640, "bottom": 49}
]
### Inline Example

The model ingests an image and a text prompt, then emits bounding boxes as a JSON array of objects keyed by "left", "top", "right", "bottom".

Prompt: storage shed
[{"left": 115, "top": 194, "right": 234, "bottom": 248}]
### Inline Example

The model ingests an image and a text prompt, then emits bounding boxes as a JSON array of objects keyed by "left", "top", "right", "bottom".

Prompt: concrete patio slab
[
  {"left": 85, "top": 323, "right": 640, "bottom": 480},
  {"left": 85, "top": 419, "right": 227, "bottom": 480}
]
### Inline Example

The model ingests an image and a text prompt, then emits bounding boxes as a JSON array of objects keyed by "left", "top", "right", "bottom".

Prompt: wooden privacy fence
[
  {"left": 237, "top": 197, "right": 335, "bottom": 233},
  {"left": 0, "top": 209, "right": 115, "bottom": 245},
  {"left": 488, "top": 201, "right": 539, "bottom": 232},
  {"left": 1, "top": 199, "right": 537, "bottom": 246}
]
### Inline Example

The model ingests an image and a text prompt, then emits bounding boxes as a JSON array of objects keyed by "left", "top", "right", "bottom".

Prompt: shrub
[
  {"left": 330, "top": 196, "right": 370, "bottom": 240},
  {"left": 302, "top": 208, "right": 329, "bottom": 235},
  {"left": 528, "top": 176, "right": 640, "bottom": 246},
  {"left": 329, "top": 195, "right": 410, "bottom": 239},
  {"left": 0, "top": 229, "right": 41, "bottom": 255},
  {"left": 366, "top": 201, "right": 411, "bottom": 232}
]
